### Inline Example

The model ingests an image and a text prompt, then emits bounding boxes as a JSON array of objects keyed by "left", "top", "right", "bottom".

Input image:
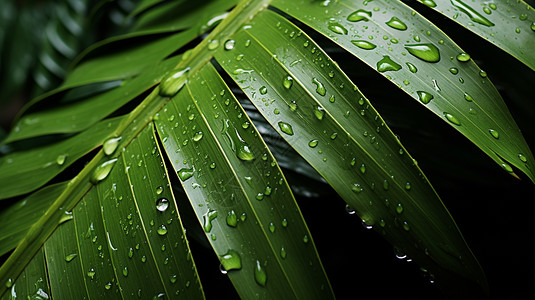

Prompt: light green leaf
[{"left": 272, "top": 0, "right": 535, "bottom": 182}]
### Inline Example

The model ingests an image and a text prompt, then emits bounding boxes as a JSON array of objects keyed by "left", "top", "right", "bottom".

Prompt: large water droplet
[
  {"left": 283, "top": 76, "right": 293, "bottom": 89},
  {"left": 159, "top": 68, "right": 190, "bottom": 97},
  {"left": 444, "top": 112, "right": 461, "bottom": 125},
  {"left": 65, "top": 253, "right": 78, "bottom": 262},
  {"left": 377, "top": 56, "right": 402, "bottom": 72},
  {"left": 385, "top": 17, "right": 407, "bottom": 30},
  {"left": 56, "top": 154, "right": 67, "bottom": 166},
  {"left": 221, "top": 250, "right": 242, "bottom": 272},
  {"left": 351, "top": 40, "right": 376, "bottom": 50},
  {"left": 222, "top": 119, "right": 255, "bottom": 161},
  {"left": 192, "top": 131, "right": 203, "bottom": 142},
  {"left": 103, "top": 137, "right": 121, "bottom": 156},
  {"left": 156, "top": 198, "right": 169, "bottom": 212},
  {"left": 224, "top": 39, "right": 235, "bottom": 50},
  {"left": 278, "top": 122, "right": 294, "bottom": 135},
  {"left": 312, "top": 78, "right": 326, "bottom": 96},
  {"left": 450, "top": 0, "right": 495, "bottom": 27},
  {"left": 314, "top": 106, "right": 325, "bottom": 120},
  {"left": 404, "top": 43, "right": 440, "bottom": 63},
  {"left": 178, "top": 167, "right": 195, "bottom": 181},
  {"left": 456, "top": 52, "right": 471, "bottom": 62},
  {"left": 203, "top": 210, "right": 218, "bottom": 232},
  {"left": 254, "top": 260, "right": 267, "bottom": 287},
  {"left": 417, "top": 91, "right": 434, "bottom": 104},
  {"left": 157, "top": 225, "right": 168, "bottom": 236},
  {"left": 90, "top": 158, "right": 118, "bottom": 184},
  {"left": 308, "top": 139, "right": 318, "bottom": 148},
  {"left": 347, "top": 9, "right": 372, "bottom": 22},
  {"left": 226, "top": 210, "right": 237, "bottom": 227},
  {"left": 422, "top": 0, "right": 437, "bottom": 7},
  {"left": 328, "top": 21, "right": 348, "bottom": 35}
]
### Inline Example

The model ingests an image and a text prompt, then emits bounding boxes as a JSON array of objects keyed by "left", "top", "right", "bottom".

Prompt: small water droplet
[
  {"left": 87, "top": 268, "right": 96, "bottom": 279},
  {"left": 444, "top": 112, "right": 461, "bottom": 125},
  {"left": 156, "top": 198, "right": 169, "bottom": 212},
  {"left": 351, "top": 183, "right": 363, "bottom": 193},
  {"left": 207, "top": 39, "right": 220, "bottom": 50},
  {"left": 464, "top": 92, "right": 474, "bottom": 102},
  {"left": 314, "top": 106, "right": 325, "bottom": 120},
  {"left": 283, "top": 76, "right": 293, "bottom": 89},
  {"left": 157, "top": 225, "right": 168, "bottom": 236},
  {"left": 328, "top": 21, "right": 348, "bottom": 35},
  {"left": 404, "top": 43, "right": 440, "bottom": 63},
  {"left": 56, "top": 154, "right": 67, "bottom": 166},
  {"left": 422, "top": 0, "right": 437, "bottom": 7},
  {"left": 518, "top": 154, "right": 528, "bottom": 163},
  {"left": 254, "top": 260, "right": 267, "bottom": 287},
  {"left": 308, "top": 139, "right": 318, "bottom": 148},
  {"left": 123, "top": 266, "right": 128, "bottom": 277},
  {"left": 103, "top": 137, "right": 121, "bottom": 155},
  {"left": 224, "top": 39, "right": 235, "bottom": 50},
  {"left": 269, "top": 222, "right": 275, "bottom": 233},
  {"left": 347, "top": 9, "right": 372, "bottom": 22},
  {"left": 312, "top": 78, "right": 326, "bottom": 96},
  {"left": 192, "top": 131, "right": 203, "bottom": 142},
  {"left": 221, "top": 249, "right": 242, "bottom": 272},
  {"left": 259, "top": 86, "right": 268, "bottom": 95},
  {"left": 377, "top": 56, "right": 402, "bottom": 72},
  {"left": 226, "top": 210, "right": 237, "bottom": 227},
  {"left": 280, "top": 247, "right": 287, "bottom": 259},
  {"left": 278, "top": 122, "right": 294, "bottom": 135},
  {"left": 385, "top": 17, "right": 407, "bottom": 30},
  {"left": 90, "top": 158, "right": 118, "bottom": 184},
  {"left": 351, "top": 40, "right": 376, "bottom": 50},
  {"left": 406, "top": 62, "right": 418, "bottom": 73},
  {"left": 203, "top": 210, "right": 218, "bottom": 232},
  {"left": 456, "top": 52, "right": 471, "bottom": 62},
  {"left": 449, "top": 67, "right": 459, "bottom": 74},
  {"left": 417, "top": 91, "right": 434, "bottom": 104},
  {"left": 65, "top": 253, "right": 78, "bottom": 262},
  {"left": 159, "top": 68, "right": 190, "bottom": 97},
  {"left": 178, "top": 167, "right": 195, "bottom": 181}
]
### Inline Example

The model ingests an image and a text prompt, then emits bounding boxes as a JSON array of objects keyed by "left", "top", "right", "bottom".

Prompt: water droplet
[
  {"left": 203, "top": 210, "right": 218, "bottom": 232},
  {"left": 347, "top": 9, "right": 372, "bottom": 22},
  {"left": 254, "top": 260, "right": 267, "bottom": 287},
  {"left": 280, "top": 247, "right": 287, "bottom": 259},
  {"left": 123, "top": 266, "right": 128, "bottom": 277},
  {"left": 65, "top": 253, "right": 78, "bottom": 262},
  {"left": 159, "top": 68, "right": 190, "bottom": 97},
  {"left": 156, "top": 198, "right": 169, "bottom": 212},
  {"left": 456, "top": 52, "right": 471, "bottom": 62},
  {"left": 221, "top": 249, "right": 242, "bottom": 271},
  {"left": 312, "top": 78, "right": 326, "bottom": 96},
  {"left": 464, "top": 92, "right": 474, "bottom": 102},
  {"left": 56, "top": 154, "right": 67, "bottom": 166},
  {"left": 386, "top": 17, "right": 407, "bottom": 30},
  {"left": 192, "top": 131, "right": 203, "bottom": 142},
  {"left": 449, "top": 67, "right": 459, "bottom": 74},
  {"left": 422, "top": 0, "right": 437, "bottom": 7},
  {"left": 87, "top": 268, "right": 96, "bottom": 279},
  {"left": 444, "top": 112, "right": 461, "bottom": 125},
  {"left": 104, "top": 282, "right": 112, "bottom": 290},
  {"left": 157, "top": 225, "right": 168, "bottom": 236},
  {"left": 489, "top": 129, "right": 499, "bottom": 139},
  {"left": 417, "top": 91, "right": 434, "bottom": 104},
  {"left": 224, "top": 39, "right": 235, "bottom": 50},
  {"left": 226, "top": 210, "right": 237, "bottom": 227},
  {"left": 531, "top": 23, "right": 535, "bottom": 32},
  {"left": 259, "top": 86, "right": 268, "bottom": 95},
  {"left": 518, "top": 154, "right": 528, "bottom": 163},
  {"left": 222, "top": 119, "right": 255, "bottom": 161},
  {"left": 170, "top": 274, "right": 177, "bottom": 283},
  {"left": 178, "top": 167, "right": 195, "bottom": 181},
  {"left": 314, "top": 106, "right": 325, "bottom": 120},
  {"left": 278, "top": 122, "right": 294, "bottom": 135},
  {"left": 402, "top": 221, "right": 411, "bottom": 231},
  {"left": 404, "top": 43, "right": 440, "bottom": 63},
  {"left": 377, "top": 56, "right": 402, "bottom": 72},
  {"left": 450, "top": 0, "right": 495, "bottom": 27},
  {"left": 128, "top": 247, "right": 134, "bottom": 258},
  {"left": 328, "top": 21, "right": 348, "bottom": 35},
  {"left": 289, "top": 100, "right": 298, "bottom": 112},
  {"left": 351, "top": 183, "right": 363, "bottom": 193},
  {"left": 90, "top": 158, "right": 118, "bottom": 184},
  {"left": 308, "top": 139, "right": 319, "bottom": 148},
  {"left": 405, "top": 182, "right": 411, "bottom": 190},
  {"left": 351, "top": 40, "right": 376, "bottom": 50},
  {"left": 406, "top": 62, "right": 418, "bottom": 73},
  {"left": 303, "top": 234, "right": 309, "bottom": 243},
  {"left": 283, "top": 76, "right": 293, "bottom": 89},
  {"left": 207, "top": 39, "right": 220, "bottom": 50},
  {"left": 103, "top": 137, "right": 121, "bottom": 155},
  {"left": 269, "top": 222, "right": 275, "bottom": 233}
]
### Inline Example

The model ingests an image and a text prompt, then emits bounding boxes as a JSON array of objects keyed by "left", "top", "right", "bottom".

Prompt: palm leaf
[{"left": 1, "top": 0, "right": 533, "bottom": 298}]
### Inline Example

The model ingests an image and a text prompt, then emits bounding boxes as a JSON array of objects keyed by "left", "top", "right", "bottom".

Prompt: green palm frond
[{"left": 1, "top": 0, "right": 534, "bottom": 298}]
